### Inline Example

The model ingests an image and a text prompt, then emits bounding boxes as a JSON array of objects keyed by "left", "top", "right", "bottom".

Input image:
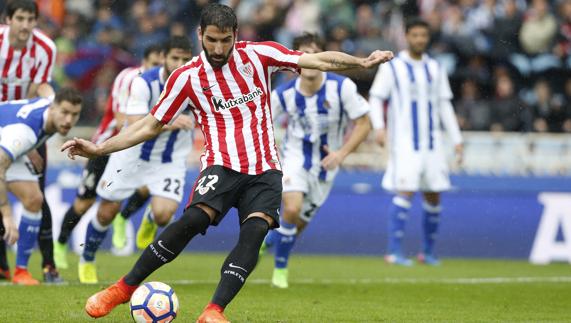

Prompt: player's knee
[
  {"left": 22, "top": 191, "right": 43, "bottom": 212},
  {"left": 153, "top": 210, "right": 174, "bottom": 227},
  {"left": 73, "top": 198, "right": 95, "bottom": 215},
  {"left": 283, "top": 203, "right": 302, "bottom": 219},
  {"left": 96, "top": 200, "right": 120, "bottom": 226},
  {"left": 178, "top": 206, "right": 211, "bottom": 235}
]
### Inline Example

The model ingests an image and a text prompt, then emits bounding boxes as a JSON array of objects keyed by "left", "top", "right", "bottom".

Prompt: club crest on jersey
[
  {"left": 239, "top": 63, "right": 254, "bottom": 78},
  {"left": 211, "top": 87, "right": 263, "bottom": 112}
]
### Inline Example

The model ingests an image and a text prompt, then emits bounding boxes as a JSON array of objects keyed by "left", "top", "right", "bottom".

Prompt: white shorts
[
  {"left": 6, "top": 156, "right": 40, "bottom": 182},
  {"left": 382, "top": 149, "right": 450, "bottom": 192},
  {"left": 282, "top": 162, "right": 333, "bottom": 222},
  {"left": 96, "top": 148, "right": 186, "bottom": 203}
]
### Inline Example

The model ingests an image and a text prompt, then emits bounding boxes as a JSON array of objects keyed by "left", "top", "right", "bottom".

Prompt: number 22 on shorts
[{"left": 196, "top": 174, "right": 219, "bottom": 195}]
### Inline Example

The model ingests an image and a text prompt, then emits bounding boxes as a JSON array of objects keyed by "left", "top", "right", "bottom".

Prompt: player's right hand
[
  {"left": 61, "top": 137, "right": 100, "bottom": 160},
  {"left": 2, "top": 215, "right": 18, "bottom": 245}
]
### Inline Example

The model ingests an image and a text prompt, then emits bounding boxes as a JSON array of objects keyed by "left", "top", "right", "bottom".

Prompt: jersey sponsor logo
[{"left": 210, "top": 87, "right": 263, "bottom": 112}]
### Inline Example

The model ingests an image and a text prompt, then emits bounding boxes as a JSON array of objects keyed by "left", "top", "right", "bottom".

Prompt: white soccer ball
[{"left": 130, "top": 282, "right": 179, "bottom": 323}]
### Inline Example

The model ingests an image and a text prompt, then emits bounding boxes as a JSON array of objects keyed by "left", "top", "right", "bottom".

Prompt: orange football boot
[
  {"left": 85, "top": 281, "right": 133, "bottom": 318},
  {"left": 12, "top": 268, "right": 40, "bottom": 285},
  {"left": 196, "top": 303, "right": 230, "bottom": 323}
]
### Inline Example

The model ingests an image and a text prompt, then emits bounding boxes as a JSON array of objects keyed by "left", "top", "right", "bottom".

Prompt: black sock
[
  {"left": 39, "top": 199, "right": 55, "bottom": 268},
  {"left": 0, "top": 218, "right": 8, "bottom": 270},
  {"left": 124, "top": 207, "right": 210, "bottom": 286},
  {"left": 211, "top": 217, "right": 269, "bottom": 309},
  {"left": 120, "top": 191, "right": 149, "bottom": 220},
  {"left": 58, "top": 206, "right": 82, "bottom": 244}
]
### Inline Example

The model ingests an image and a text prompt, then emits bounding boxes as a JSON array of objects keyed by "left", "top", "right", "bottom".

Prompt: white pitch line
[{"left": 2, "top": 276, "right": 571, "bottom": 287}]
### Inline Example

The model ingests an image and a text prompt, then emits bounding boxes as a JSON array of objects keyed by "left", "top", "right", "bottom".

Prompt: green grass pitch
[{"left": 2, "top": 252, "right": 570, "bottom": 322}]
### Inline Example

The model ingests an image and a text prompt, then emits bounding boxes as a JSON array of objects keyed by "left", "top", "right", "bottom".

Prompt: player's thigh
[
  {"left": 147, "top": 164, "right": 186, "bottom": 204},
  {"left": 186, "top": 166, "right": 243, "bottom": 226},
  {"left": 382, "top": 153, "right": 422, "bottom": 192},
  {"left": 281, "top": 162, "right": 308, "bottom": 219},
  {"left": 299, "top": 178, "right": 334, "bottom": 223},
  {"left": 6, "top": 156, "right": 41, "bottom": 182},
  {"left": 237, "top": 170, "right": 282, "bottom": 229},
  {"left": 77, "top": 155, "right": 110, "bottom": 200},
  {"left": 8, "top": 180, "right": 43, "bottom": 211},
  {"left": 96, "top": 153, "right": 141, "bottom": 202},
  {"left": 420, "top": 152, "right": 451, "bottom": 192},
  {"left": 150, "top": 196, "right": 179, "bottom": 225}
]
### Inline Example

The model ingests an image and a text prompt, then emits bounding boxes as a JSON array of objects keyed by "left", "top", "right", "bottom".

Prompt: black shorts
[
  {"left": 77, "top": 155, "right": 110, "bottom": 199},
  {"left": 186, "top": 165, "right": 282, "bottom": 228}
]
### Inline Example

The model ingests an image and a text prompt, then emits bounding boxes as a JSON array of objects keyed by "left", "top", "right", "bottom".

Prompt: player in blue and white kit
[
  {"left": 77, "top": 36, "right": 194, "bottom": 284},
  {"left": 369, "top": 19, "right": 463, "bottom": 266},
  {"left": 0, "top": 88, "right": 82, "bottom": 285},
  {"left": 262, "top": 33, "right": 372, "bottom": 288}
]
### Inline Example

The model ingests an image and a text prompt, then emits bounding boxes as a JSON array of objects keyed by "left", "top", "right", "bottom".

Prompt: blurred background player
[
  {"left": 61, "top": 4, "right": 392, "bottom": 322},
  {"left": 0, "top": 0, "right": 58, "bottom": 282},
  {"left": 76, "top": 36, "right": 193, "bottom": 284},
  {"left": 0, "top": 88, "right": 82, "bottom": 285},
  {"left": 262, "top": 32, "right": 372, "bottom": 288},
  {"left": 53, "top": 44, "right": 163, "bottom": 270},
  {"left": 369, "top": 18, "right": 463, "bottom": 266}
]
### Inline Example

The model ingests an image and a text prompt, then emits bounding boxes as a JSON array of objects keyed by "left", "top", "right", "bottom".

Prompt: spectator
[
  {"left": 529, "top": 79, "right": 567, "bottom": 133},
  {"left": 456, "top": 79, "right": 492, "bottom": 131},
  {"left": 490, "top": 75, "right": 532, "bottom": 132},
  {"left": 554, "top": 0, "right": 571, "bottom": 67},
  {"left": 489, "top": 0, "right": 523, "bottom": 60}
]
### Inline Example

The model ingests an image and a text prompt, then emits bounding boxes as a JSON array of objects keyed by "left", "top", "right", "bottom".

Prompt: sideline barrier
[{"left": 8, "top": 166, "right": 571, "bottom": 263}]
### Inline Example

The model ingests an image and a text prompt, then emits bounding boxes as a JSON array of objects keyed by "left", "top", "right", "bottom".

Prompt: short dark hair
[
  {"left": 292, "top": 32, "right": 324, "bottom": 51},
  {"left": 163, "top": 36, "right": 192, "bottom": 55},
  {"left": 405, "top": 18, "right": 430, "bottom": 33},
  {"left": 199, "top": 3, "right": 237, "bottom": 33},
  {"left": 54, "top": 88, "right": 83, "bottom": 106},
  {"left": 143, "top": 44, "right": 163, "bottom": 59},
  {"left": 5, "top": 0, "right": 38, "bottom": 19}
]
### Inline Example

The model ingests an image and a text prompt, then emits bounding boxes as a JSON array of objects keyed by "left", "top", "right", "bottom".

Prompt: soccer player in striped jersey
[
  {"left": 52, "top": 45, "right": 163, "bottom": 270},
  {"left": 75, "top": 36, "right": 194, "bottom": 284},
  {"left": 61, "top": 4, "right": 393, "bottom": 322},
  {"left": 369, "top": 18, "right": 463, "bottom": 266},
  {"left": 0, "top": 0, "right": 59, "bottom": 283},
  {"left": 262, "top": 33, "right": 372, "bottom": 288},
  {"left": 0, "top": 88, "right": 82, "bottom": 285}
]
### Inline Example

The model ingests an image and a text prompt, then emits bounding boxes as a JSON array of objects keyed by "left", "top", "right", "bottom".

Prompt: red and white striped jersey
[
  {"left": 0, "top": 26, "right": 56, "bottom": 101},
  {"left": 152, "top": 41, "right": 303, "bottom": 175},
  {"left": 92, "top": 66, "right": 142, "bottom": 144}
]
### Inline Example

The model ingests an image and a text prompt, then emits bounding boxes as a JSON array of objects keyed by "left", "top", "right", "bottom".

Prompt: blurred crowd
[{"left": 6, "top": 0, "right": 571, "bottom": 133}]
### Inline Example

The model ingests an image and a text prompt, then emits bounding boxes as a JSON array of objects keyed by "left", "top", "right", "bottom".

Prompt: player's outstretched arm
[
  {"left": 0, "top": 150, "right": 17, "bottom": 245},
  {"left": 61, "top": 114, "right": 164, "bottom": 160},
  {"left": 298, "top": 50, "right": 394, "bottom": 72}
]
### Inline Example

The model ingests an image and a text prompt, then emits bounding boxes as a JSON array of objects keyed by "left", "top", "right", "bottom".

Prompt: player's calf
[
  {"left": 211, "top": 217, "right": 269, "bottom": 309},
  {"left": 124, "top": 206, "right": 211, "bottom": 286}
]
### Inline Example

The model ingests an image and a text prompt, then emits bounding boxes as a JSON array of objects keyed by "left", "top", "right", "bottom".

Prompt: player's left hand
[
  {"left": 321, "top": 145, "right": 345, "bottom": 170},
  {"left": 61, "top": 137, "right": 100, "bottom": 160},
  {"left": 361, "top": 50, "right": 394, "bottom": 69},
  {"left": 455, "top": 143, "right": 464, "bottom": 166}
]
